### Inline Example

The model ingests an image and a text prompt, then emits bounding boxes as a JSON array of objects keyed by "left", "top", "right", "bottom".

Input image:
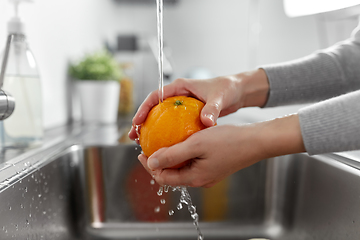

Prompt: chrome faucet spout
[{"left": 0, "top": 34, "right": 16, "bottom": 120}]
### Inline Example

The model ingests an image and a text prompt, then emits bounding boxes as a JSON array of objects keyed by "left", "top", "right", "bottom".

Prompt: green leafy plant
[{"left": 69, "top": 50, "right": 122, "bottom": 81}]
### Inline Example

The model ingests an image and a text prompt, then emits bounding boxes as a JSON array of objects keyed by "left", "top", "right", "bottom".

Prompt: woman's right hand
[{"left": 128, "top": 68, "right": 269, "bottom": 141}]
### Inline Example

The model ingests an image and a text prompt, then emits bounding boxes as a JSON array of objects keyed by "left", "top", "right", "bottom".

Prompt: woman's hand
[
  {"left": 128, "top": 69, "right": 269, "bottom": 141},
  {"left": 138, "top": 114, "right": 305, "bottom": 188}
]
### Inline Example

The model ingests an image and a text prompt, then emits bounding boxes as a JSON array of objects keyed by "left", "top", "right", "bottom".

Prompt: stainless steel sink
[{"left": 1, "top": 124, "right": 360, "bottom": 239}]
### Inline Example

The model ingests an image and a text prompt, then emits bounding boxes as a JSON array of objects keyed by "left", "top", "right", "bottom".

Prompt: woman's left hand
[{"left": 137, "top": 114, "right": 305, "bottom": 188}]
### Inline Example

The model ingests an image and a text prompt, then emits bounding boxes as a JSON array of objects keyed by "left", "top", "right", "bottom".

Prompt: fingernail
[
  {"left": 148, "top": 158, "right": 159, "bottom": 170},
  {"left": 138, "top": 154, "right": 146, "bottom": 162},
  {"left": 205, "top": 114, "right": 215, "bottom": 125}
]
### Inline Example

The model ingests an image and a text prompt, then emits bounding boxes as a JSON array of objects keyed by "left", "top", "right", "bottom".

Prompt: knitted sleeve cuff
[{"left": 298, "top": 90, "right": 360, "bottom": 155}]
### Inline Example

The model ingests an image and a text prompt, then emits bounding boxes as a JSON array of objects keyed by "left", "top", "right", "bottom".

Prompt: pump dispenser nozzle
[{"left": 8, "top": 0, "right": 33, "bottom": 34}]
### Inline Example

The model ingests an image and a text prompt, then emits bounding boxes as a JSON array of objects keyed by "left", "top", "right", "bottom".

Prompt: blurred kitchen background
[{"left": 0, "top": 0, "right": 359, "bottom": 129}]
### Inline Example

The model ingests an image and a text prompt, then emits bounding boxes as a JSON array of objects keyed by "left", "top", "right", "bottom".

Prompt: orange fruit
[{"left": 139, "top": 96, "right": 207, "bottom": 167}]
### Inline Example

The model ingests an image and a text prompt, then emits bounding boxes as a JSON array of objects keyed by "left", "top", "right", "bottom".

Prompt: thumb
[
  {"left": 147, "top": 139, "right": 200, "bottom": 170},
  {"left": 201, "top": 97, "right": 222, "bottom": 127}
]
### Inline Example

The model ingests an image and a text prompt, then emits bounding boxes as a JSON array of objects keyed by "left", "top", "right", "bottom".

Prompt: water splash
[
  {"left": 157, "top": 186, "right": 163, "bottom": 196},
  {"left": 177, "top": 202, "right": 183, "bottom": 210},
  {"left": 170, "top": 186, "right": 204, "bottom": 240},
  {"left": 178, "top": 186, "right": 203, "bottom": 240}
]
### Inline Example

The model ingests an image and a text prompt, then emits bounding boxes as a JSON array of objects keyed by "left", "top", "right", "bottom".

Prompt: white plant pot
[{"left": 75, "top": 80, "right": 120, "bottom": 124}]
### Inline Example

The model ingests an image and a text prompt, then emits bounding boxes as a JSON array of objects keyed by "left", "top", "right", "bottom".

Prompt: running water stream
[
  {"left": 157, "top": 0, "right": 164, "bottom": 103},
  {"left": 155, "top": 0, "right": 203, "bottom": 239}
]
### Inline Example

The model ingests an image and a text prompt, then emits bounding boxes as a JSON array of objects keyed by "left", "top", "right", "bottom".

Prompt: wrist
[
  {"left": 237, "top": 68, "right": 269, "bottom": 108},
  {"left": 257, "top": 114, "right": 306, "bottom": 159}
]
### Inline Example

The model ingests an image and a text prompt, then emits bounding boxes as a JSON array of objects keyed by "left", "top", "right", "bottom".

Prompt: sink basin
[{"left": 1, "top": 126, "right": 360, "bottom": 239}]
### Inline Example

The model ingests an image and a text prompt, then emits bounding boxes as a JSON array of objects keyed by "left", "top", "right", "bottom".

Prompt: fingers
[
  {"left": 133, "top": 79, "right": 193, "bottom": 124},
  {"left": 129, "top": 78, "right": 194, "bottom": 141},
  {"left": 154, "top": 165, "right": 213, "bottom": 187},
  {"left": 155, "top": 168, "right": 192, "bottom": 187},
  {"left": 138, "top": 153, "right": 162, "bottom": 177},
  {"left": 128, "top": 125, "right": 138, "bottom": 140},
  {"left": 132, "top": 91, "right": 159, "bottom": 126},
  {"left": 138, "top": 153, "right": 149, "bottom": 171},
  {"left": 200, "top": 95, "right": 223, "bottom": 127},
  {"left": 147, "top": 137, "right": 201, "bottom": 171},
  {"left": 138, "top": 151, "right": 194, "bottom": 187}
]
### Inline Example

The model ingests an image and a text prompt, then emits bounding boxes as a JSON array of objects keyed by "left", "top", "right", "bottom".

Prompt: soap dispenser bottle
[{"left": 0, "top": 0, "right": 43, "bottom": 148}]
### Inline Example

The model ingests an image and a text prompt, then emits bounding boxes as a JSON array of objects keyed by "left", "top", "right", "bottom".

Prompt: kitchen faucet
[{"left": 0, "top": 34, "right": 16, "bottom": 120}]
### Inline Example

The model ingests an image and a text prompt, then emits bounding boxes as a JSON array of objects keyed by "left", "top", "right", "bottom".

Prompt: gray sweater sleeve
[{"left": 261, "top": 24, "right": 360, "bottom": 155}]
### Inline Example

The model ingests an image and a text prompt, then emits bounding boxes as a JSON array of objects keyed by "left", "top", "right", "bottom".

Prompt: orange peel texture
[{"left": 139, "top": 96, "right": 207, "bottom": 168}]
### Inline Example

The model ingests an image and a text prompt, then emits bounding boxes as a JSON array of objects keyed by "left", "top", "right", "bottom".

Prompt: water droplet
[
  {"left": 177, "top": 203, "right": 183, "bottom": 210},
  {"left": 29, "top": 213, "right": 32, "bottom": 218},
  {"left": 164, "top": 185, "right": 170, "bottom": 192},
  {"left": 38, "top": 194, "right": 42, "bottom": 198},
  {"left": 175, "top": 186, "right": 203, "bottom": 239},
  {"left": 134, "top": 179, "right": 137, "bottom": 183},
  {"left": 135, "top": 125, "right": 141, "bottom": 138},
  {"left": 157, "top": 187, "right": 163, "bottom": 196},
  {"left": 160, "top": 199, "right": 166, "bottom": 204},
  {"left": 154, "top": 206, "right": 160, "bottom": 213},
  {"left": 20, "top": 204, "right": 24, "bottom": 209},
  {"left": 24, "top": 187, "right": 28, "bottom": 192},
  {"left": 8, "top": 206, "right": 11, "bottom": 210},
  {"left": 168, "top": 210, "right": 174, "bottom": 216},
  {"left": 150, "top": 179, "right": 155, "bottom": 185},
  {"left": 42, "top": 211, "right": 46, "bottom": 215},
  {"left": 191, "top": 213, "right": 199, "bottom": 221}
]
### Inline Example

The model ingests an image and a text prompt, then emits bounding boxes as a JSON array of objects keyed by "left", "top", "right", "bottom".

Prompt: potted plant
[{"left": 70, "top": 50, "right": 122, "bottom": 124}]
